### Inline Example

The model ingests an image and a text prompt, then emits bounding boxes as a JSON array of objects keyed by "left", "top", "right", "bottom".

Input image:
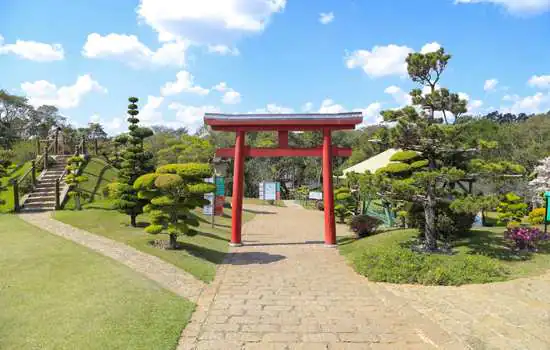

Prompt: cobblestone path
[{"left": 179, "top": 206, "right": 467, "bottom": 349}]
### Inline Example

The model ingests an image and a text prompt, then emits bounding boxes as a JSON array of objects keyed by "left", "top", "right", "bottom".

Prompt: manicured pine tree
[
  {"left": 109, "top": 97, "right": 154, "bottom": 226},
  {"left": 65, "top": 155, "right": 88, "bottom": 210},
  {"left": 0, "top": 150, "right": 13, "bottom": 205},
  {"left": 133, "top": 163, "right": 216, "bottom": 249},
  {"left": 377, "top": 48, "right": 524, "bottom": 251}
]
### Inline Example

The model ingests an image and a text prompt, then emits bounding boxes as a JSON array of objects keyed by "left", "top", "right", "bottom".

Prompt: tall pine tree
[{"left": 109, "top": 97, "right": 154, "bottom": 226}]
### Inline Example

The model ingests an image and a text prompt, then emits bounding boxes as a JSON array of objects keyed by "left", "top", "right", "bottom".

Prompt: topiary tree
[
  {"left": 65, "top": 155, "right": 88, "bottom": 210},
  {"left": 496, "top": 192, "right": 528, "bottom": 227},
  {"left": 133, "top": 163, "right": 216, "bottom": 249},
  {"left": 0, "top": 150, "right": 14, "bottom": 205},
  {"left": 334, "top": 187, "right": 356, "bottom": 223},
  {"left": 377, "top": 47, "right": 524, "bottom": 251},
  {"left": 109, "top": 97, "right": 154, "bottom": 226}
]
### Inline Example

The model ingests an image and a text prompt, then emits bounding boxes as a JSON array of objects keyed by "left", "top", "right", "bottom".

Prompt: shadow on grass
[
  {"left": 337, "top": 237, "right": 356, "bottom": 246},
  {"left": 197, "top": 230, "right": 230, "bottom": 242},
  {"left": 452, "top": 230, "right": 550, "bottom": 261}
]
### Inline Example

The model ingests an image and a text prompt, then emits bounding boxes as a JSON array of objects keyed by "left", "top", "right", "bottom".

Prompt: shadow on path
[
  {"left": 226, "top": 251, "right": 286, "bottom": 265},
  {"left": 242, "top": 240, "right": 325, "bottom": 247},
  {"left": 243, "top": 208, "right": 277, "bottom": 215}
]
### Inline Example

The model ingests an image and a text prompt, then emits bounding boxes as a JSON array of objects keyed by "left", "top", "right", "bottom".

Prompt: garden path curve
[
  {"left": 179, "top": 205, "right": 468, "bottom": 350},
  {"left": 18, "top": 212, "right": 206, "bottom": 302}
]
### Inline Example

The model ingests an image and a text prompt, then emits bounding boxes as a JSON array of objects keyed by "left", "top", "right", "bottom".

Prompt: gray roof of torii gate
[
  {"left": 204, "top": 112, "right": 363, "bottom": 120},
  {"left": 204, "top": 112, "right": 363, "bottom": 131}
]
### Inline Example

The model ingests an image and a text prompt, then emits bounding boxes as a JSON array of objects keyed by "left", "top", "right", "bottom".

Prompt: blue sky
[{"left": 1, "top": 0, "right": 549, "bottom": 134}]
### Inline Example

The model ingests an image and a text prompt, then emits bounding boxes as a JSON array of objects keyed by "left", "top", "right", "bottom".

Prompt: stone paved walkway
[
  {"left": 19, "top": 212, "right": 206, "bottom": 302},
  {"left": 179, "top": 206, "right": 468, "bottom": 349}
]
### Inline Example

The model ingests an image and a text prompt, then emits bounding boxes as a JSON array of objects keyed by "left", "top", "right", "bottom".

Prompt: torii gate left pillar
[{"left": 204, "top": 112, "right": 363, "bottom": 247}]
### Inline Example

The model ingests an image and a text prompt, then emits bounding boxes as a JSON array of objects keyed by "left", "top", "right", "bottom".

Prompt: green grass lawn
[
  {"left": 54, "top": 208, "right": 255, "bottom": 282},
  {"left": 0, "top": 161, "right": 32, "bottom": 213},
  {"left": 0, "top": 214, "right": 194, "bottom": 350},
  {"left": 64, "top": 157, "right": 118, "bottom": 210},
  {"left": 340, "top": 226, "right": 550, "bottom": 285}
]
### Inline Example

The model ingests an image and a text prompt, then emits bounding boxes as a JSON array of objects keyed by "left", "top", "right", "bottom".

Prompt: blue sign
[{"left": 264, "top": 182, "right": 277, "bottom": 200}]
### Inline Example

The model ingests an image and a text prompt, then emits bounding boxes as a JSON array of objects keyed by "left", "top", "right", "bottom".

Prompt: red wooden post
[
  {"left": 231, "top": 130, "right": 246, "bottom": 246},
  {"left": 322, "top": 128, "right": 337, "bottom": 246},
  {"left": 278, "top": 130, "right": 288, "bottom": 147}
]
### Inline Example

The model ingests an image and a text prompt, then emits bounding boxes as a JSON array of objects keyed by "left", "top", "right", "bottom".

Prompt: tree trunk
[
  {"left": 424, "top": 184, "right": 438, "bottom": 250},
  {"left": 75, "top": 194, "right": 81, "bottom": 211},
  {"left": 169, "top": 233, "right": 178, "bottom": 249},
  {"left": 130, "top": 214, "right": 137, "bottom": 227}
]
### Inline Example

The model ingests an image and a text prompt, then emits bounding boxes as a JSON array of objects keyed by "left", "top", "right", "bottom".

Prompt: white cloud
[
  {"left": 345, "top": 44, "right": 413, "bottom": 78},
  {"left": 469, "top": 99, "right": 484, "bottom": 111},
  {"left": 302, "top": 102, "right": 313, "bottom": 112},
  {"left": 169, "top": 103, "right": 220, "bottom": 132},
  {"left": 458, "top": 92, "right": 470, "bottom": 101},
  {"left": 528, "top": 75, "right": 550, "bottom": 89},
  {"left": 454, "top": 0, "right": 550, "bottom": 15},
  {"left": 501, "top": 91, "right": 550, "bottom": 114},
  {"left": 502, "top": 94, "right": 520, "bottom": 101},
  {"left": 139, "top": 95, "right": 165, "bottom": 124},
  {"left": 207, "top": 44, "right": 240, "bottom": 55},
  {"left": 420, "top": 42, "right": 441, "bottom": 54},
  {"left": 384, "top": 85, "right": 412, "bottom": 106},
  {"left": 319, "top": 12, "right": 335, "bottom": 24},
  {"left": 0, "top": 34, "right": 64, "bottom": 61},
  {"left": 137, "top": 0, "right": 287, "bottom": 43},
  {"left": 89, "top": 114, "right": 124, "bottom": 135},
  {"left": 354, "top": 102, "right": 383, "bottom": 125},
  {"left": 318, "top": 99, "right": 346, "bottom": 113},
  {"left": 222, "top": 90, "right": 242, "bottom": 104},
  {"left": 212, "top": 81, "right": 241, "bottom": 104},
  {"left": 21, "top": 74, "right": 106, "bottom": 109},
  {"left": 161, "top": 70, "right": 210, "bottom": 96},
  {"left": 422, "top": 84, "right": 442, "bottom": 95},
  {"left": 82, "top": 33, "right": 187, "bottom": 68},
  {"left": 254, "top": 103, "right": 295, "bottom": 114},
  {"left": 484, "top": 78, "right": 498, "bottom": 91}
]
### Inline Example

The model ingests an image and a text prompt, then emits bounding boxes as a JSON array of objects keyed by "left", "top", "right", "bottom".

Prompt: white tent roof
[{"left": 341, "top": 148, "right": 400, "bottom": 178}]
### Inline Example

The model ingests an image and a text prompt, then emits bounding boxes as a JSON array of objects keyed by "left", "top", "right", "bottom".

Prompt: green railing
[{"left": 362, "top": 199, "right": 395, "bottom": 227}]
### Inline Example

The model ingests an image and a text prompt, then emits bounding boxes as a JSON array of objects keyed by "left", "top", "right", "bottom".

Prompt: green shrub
[
  {"left": 497, "top": 192, "right": 528, "bottom": 225},
  {"left": 377, "top": 162, "right": 411, "bottom": 175},
  {"left": 409, "top": 201, "right": 474, "bottom": 240},
  {"left": 350, "top": 246, "right": 508, "bottom": 285},
  {"left": 349, "top": 215, "right": 382, "bottom": 238},
  {"left": 389, "top": 150, "right": 420, "bottom": 163},
  {"left": 528, "top": 208, "right": 545, "bottom": 225},
  {"left": 410, "top": 159, "right": 429, "bottom": 170}
]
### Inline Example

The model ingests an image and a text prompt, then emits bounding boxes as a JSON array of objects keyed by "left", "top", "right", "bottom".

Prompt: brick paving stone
[{"left": 174, "top": 205, "right": 473, "bottom": 349}]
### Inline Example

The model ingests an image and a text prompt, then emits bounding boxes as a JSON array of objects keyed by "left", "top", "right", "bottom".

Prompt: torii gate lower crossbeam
[{"left": 204, "top": 113, "right": 363, "bottom": 247}]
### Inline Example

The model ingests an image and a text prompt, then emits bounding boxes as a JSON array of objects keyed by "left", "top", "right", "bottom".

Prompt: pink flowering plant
[{"left": 504, "top": 226, "right": 549, "bottom": 252}]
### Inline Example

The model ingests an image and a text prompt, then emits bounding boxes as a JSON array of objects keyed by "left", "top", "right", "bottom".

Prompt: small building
[{"left": 341, "top": 148, "right": 400, "bottom": 178}]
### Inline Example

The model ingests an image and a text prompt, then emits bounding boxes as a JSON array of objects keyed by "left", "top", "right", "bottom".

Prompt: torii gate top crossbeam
[{"left": 204, "top": 112, "right": 363, "bottom": 131}]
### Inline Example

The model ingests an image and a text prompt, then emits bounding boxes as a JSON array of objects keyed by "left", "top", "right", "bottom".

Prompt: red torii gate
[{"left": 204, "top": 112, "right": 362, "bottom": 247}]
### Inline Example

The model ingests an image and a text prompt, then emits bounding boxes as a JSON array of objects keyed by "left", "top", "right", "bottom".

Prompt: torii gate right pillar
[{"left": 322, "top": 128, "right": 337, "bottom": 246}]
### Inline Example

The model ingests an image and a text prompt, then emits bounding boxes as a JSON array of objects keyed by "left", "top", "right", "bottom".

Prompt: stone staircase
[{"left": 21, "top": 155, "right": 71, "bottom": 212}]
